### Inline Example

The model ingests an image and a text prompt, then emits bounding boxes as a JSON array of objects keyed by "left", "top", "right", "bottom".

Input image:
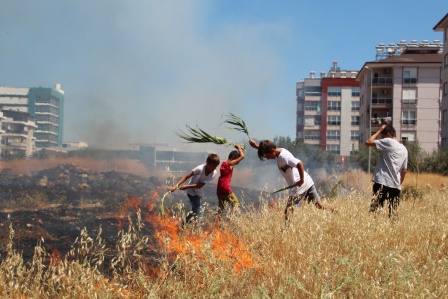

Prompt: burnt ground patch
[{"left": 0, "top": 164, "right": 262, "bottom": 271}]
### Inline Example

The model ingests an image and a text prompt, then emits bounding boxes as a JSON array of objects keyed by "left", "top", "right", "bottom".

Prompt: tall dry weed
[{"left": 0, "top": 172, "right": 447, "bottom": 297}]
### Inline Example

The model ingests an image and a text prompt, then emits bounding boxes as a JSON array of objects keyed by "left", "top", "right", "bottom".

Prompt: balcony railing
[
  {"left": 305, "top": 106, "right": 320, "bottom": 111},
  {"left": 403, "top": 78, "right": 418, "bottom": 84},
  {"left": 327, "top": 121, "right": 341, "bottom": 125},
  {"left": 304, "top": 136, "right": 321, "bottom": 140},
  {"left": 372, "top": 98, "right": 392, "bottom": 105},
  {"left": 372, "top": 77, "right": 393, "bottom": 84},
  {"left": 327, "top": 136, "right": 340, "bottom": 140},
  {"left": 371, "top": 117, "right": 392, "bottom": 125}
]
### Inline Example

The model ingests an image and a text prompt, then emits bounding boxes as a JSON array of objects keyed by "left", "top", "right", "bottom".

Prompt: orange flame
[{"left": 117, "top": 186, "right": 259, "bottom": 275}]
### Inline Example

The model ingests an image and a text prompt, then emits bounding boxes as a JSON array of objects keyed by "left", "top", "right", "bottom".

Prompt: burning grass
[{"left": 0, "top": 172, "right": 447, "bottom": 297}]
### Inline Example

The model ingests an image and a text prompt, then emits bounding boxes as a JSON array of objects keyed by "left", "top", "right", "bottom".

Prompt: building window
[
  {"left": 328, "top": 87, "right": 341, "bottom": 96},
  {"left": 443, "top": 138, "right": 447, "bottom": 148},
  {"left": 327, "top": 115, "right": 341, "bottom": 125},
  {"left": 327, "top": 130, "right": 340, "bottom": 140},
  {"left": 326, "top": 144, "right": 340, "bottom": 154},
  {"left": 402, "top": 110, "right": 416, "bottom": 125},
  {"left": 305, "top": 86, "right": 322, "bottom": 96},
  {"left": 351, "top": 101, "right": 360, "bottom": 111},
  {"left": 445, "top": 54, "right": 448, "bottom": 68},
  {"left": 351, "top": 116, "right": 360, "bottom": 126},
  {"left": 304, "top": 131, "right": 321, "bottom": 140},
  {"left": 403, "top": 68, "right": 417, "bottom": 84},
  {"left": 304, "top": 115, "right": 321, "bottom": 126},
  {"left": 444, "top": 82, "right": 448, "bottom": 95},
  {"left": 402, "top": 88, "right": 417, "bottom": 104},
  {"left": 352, "top": 87, "right": 360, "bottom": 97},
  {"left": 328, "top": 101, "right": 341, "bottom": 111},
  {"left": 304, "top": 101, "right": 321, "bottom": 111},
  {"left": 351, "top": 131, "right": 359, "bottom": 140},
  {"left": 443, "top": 109, "right": 447, "bottom": 124},
  {"left": 401, "top": 131, "right": 415, "bottom": 143}
]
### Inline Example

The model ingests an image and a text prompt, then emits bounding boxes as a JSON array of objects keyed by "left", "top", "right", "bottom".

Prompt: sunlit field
[{"left": 0, "top": 168, "right": 447, "bottom": 298}]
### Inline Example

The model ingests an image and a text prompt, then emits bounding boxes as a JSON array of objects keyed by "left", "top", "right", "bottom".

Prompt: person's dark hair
[
  {"left": 382, "top": 125, "right": 396, "bottom": 137},
  {"left": 228, "top": 150, "right": 240, "bottom": 160},
  {"left": 206, "top": 153, "right": 220, "bottom": 166},
  {"left": 257, "top": 140, "right": 276, "bottom": 161}
]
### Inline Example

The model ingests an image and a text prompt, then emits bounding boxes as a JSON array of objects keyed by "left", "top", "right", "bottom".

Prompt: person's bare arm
[
  {"left": 366, "top": 124, "right": 386, "bottom": 147},
  {"left": 249, "top": 139, "right": 259, "bottom": 149},
  {"left": 169, "top": 171, "right": 195, "bottom": 192},
  {"left": 229, "top": 144, "right": 245, "bottom": 166},
  {"left": 295, "top": 161, "right": 305, "bottom": 187},
  {"left": 400, "top": 169, "right": 407, "bottom": 185}
]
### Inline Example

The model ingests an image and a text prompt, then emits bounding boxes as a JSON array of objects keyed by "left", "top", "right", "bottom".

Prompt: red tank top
[{"left": 217, "top": 161, "right": 233, "bottom": 195}]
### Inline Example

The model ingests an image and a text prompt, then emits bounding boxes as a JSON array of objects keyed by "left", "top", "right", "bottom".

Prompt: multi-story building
[
  {"left": 296, "top": 61, "right": 360, "bottom": 159},
  {"left": 0, "top": 84, "right": 64, "bottom": 149},
  {"left": 434, "top": 14, "right": 448, "bottom": 148},
  {"left": 0, "top": 109, "right": 37, "bottom": 157},
  {"left": 357, "top": 40, "right": 443, "bottom": 153}
]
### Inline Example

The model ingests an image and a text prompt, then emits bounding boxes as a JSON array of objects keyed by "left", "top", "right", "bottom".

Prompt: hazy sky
[{"left": 0, "top": 1, "right": 446, "bottom": 150}]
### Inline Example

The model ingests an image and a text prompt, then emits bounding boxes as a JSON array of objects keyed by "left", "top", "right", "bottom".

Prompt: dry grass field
[{"left": 0, "top": 160, "right": 447, "bottom": 298}]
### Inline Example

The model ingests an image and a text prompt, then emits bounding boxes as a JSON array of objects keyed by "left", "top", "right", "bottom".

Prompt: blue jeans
[{"left": 186, "top": 194, "right": 202, "bottom": 223}]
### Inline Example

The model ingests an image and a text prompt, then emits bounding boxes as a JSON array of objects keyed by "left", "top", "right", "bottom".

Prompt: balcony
[
  {"left": 372, "top": 77, "right": 393, "bottom": 84},
  {"left": 372, "top": 98, "right": 392, "bottom": 105},
  {"left": 403, "top": 78, "right": 418, "bottom": 84},
  {"left": 304, "top": 135, "right": 321, "bottom": 140},
  {"left": 327, "top": 136, "right": 341, "bottom": 140},
  {"left": 371, "top": 117, "right": 392, "bottom": 126}
]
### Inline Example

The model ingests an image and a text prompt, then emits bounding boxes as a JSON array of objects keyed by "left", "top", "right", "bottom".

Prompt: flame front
[{"left": 117, "top": 187, "right": 259, "bottom": 275}]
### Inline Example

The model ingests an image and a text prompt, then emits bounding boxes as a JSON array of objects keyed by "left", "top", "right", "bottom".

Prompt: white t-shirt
[
  {"left": 277, "top": 148, "right": 314, "bottom": 196},
  {"left": 372, "top": 138, "right": 408, "bottom": 190},
  {"left": 186, "top": 164, "right": 217, "bottom": 198}
]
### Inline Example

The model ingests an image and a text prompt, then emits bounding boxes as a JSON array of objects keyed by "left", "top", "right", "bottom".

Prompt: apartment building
[
  {"left": 296, "top": 61, "right": 360, "bottom": 159},
  {"left": 0, "top": 84, "right": 64, "bottom": 149},
  {"left": 357, "top": 41, "right": 442, "bottom": 153},
  {"left": 0, "top": 109, "right": 37, "bottom": 158},
  {"left": 434, "top": 13, "right": 448, "bottom": 148}
]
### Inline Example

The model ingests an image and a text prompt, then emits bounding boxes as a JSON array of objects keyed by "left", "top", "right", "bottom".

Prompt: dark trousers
[
  {"left": 186, "top": 194, "right": 201, "bottom": 223},
  {"left": 370, "top": 182, "right": 401, "bottom": 219}
]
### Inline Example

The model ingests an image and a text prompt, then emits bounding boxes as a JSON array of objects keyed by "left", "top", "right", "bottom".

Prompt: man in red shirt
[{"left": 217, "top": 144, "right": 245, "bottom": 216}]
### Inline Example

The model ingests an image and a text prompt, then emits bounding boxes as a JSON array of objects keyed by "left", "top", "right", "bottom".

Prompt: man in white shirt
[
  {"left": 249, "top": 139, "right": 331, "bottom": 223},
  {"left": 366, "top": 125, "right": 408, "bottom": 219}
]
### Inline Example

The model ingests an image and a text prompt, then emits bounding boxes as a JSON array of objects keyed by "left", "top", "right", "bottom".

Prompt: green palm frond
[
  {"left": 221, "top": 113, "right": 250, "bottom": 139},
  {"left": 176, "top": 124, "right": 234, "bottom": 146}
]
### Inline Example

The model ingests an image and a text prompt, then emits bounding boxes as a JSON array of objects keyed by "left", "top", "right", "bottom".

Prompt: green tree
[
  {"left": 349, "top": 143, "right": 378, "bottom": 172},
  {"left": 423, "top": 146, "right": 448, "bottom": 175}
]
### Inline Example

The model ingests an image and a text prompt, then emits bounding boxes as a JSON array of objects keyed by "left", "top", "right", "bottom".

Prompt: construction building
[
  {"left": 0, "top": 109, "right": 37, "bottom": 158},
  {"left": 357, "top": 40, "right": 443, "bottom": 153},
  {"left": 296, "top": 61, "right": 360, "bottom": 160}
]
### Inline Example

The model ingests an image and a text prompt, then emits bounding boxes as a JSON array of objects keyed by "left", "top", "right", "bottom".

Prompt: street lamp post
[{"left": 365, "top": 66, "right": 373, "bottom": 173}]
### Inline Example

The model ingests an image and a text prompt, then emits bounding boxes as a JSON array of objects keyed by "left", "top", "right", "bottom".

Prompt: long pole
[{"left": 366, "top": 66, "right": 373, "bottom": 173}]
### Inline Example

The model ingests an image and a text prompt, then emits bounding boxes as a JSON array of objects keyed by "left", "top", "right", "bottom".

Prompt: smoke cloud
[{"left": 0, "top": 1, "right": 294, "bottom": 149}]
